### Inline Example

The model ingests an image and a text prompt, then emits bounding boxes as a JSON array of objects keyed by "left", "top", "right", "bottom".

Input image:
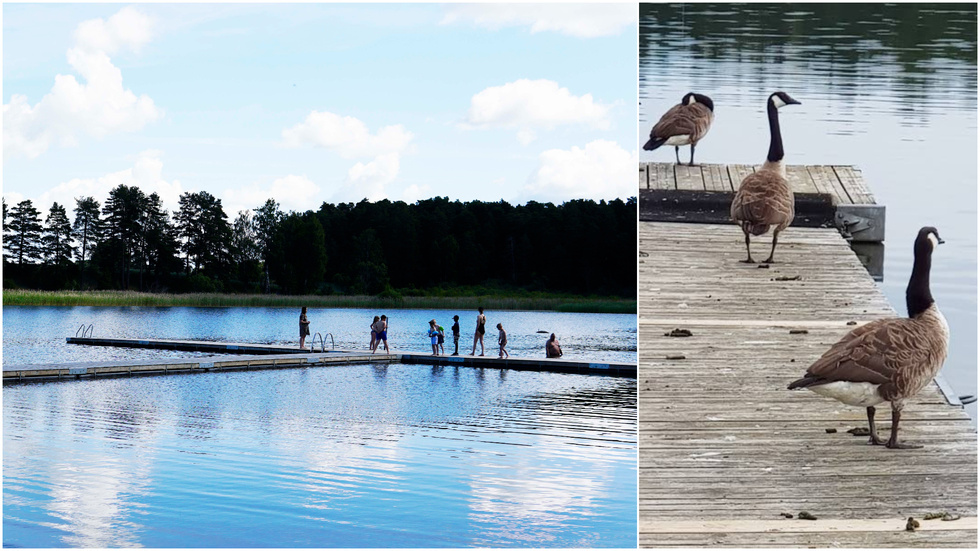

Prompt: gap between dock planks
[{"left": 638, "top": 221, "right": 976, "bottom": 548}]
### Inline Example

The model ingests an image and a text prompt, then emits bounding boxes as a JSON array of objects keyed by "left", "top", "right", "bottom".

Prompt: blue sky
[{"left": 3, "top": 3, "right": 637, "bottom": 218}]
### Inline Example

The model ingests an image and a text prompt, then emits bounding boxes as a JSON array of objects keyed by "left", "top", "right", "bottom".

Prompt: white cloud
[
  {"left": 400, "top": 183, "right": 432, "bottom": 204},
  {"left": 72, "top": 6, "right": 154, "bottom": 55},
  {"left": 334, "top": 153, "right": 401, "bottom": 203},
  {"left": 3, "top": 7, "right": 161, "bottom": 161},
  {"left": 281, "top": 111, "right": 413, "bottom": 158},
  {"left": 441, "top": 4, "right": 636, "bottom": 38},
  {"left": 524, "top": 140, "right": 636, "bottom": 202},
  {"left": 28, "top": 150, "right": 184, "bottom": 217},
  {"left": 283, "top": 111, "right": 413, "bottom": 202},
  {"left": 222, "top": 174, "right": 321, "bottom": 216},
  {"left": 464, "top": 79, "right": 611, "bottom": 143}
]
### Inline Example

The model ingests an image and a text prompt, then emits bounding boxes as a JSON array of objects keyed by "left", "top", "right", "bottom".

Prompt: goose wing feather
[
  {"left": 804, "top": 318, "right": 932, "bottom": 387},
  {"left": 730, "top": 171, "right": 794, "bottom": 226},
  {"left": 652, "top": 103, "right": 713, "bottom": 142}
]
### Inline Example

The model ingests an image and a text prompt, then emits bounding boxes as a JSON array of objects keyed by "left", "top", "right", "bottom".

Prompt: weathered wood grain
[{"left": 638, "top": 221, "right": 976, "bottom": 548}]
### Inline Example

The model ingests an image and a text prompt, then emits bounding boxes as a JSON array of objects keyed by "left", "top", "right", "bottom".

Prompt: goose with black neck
[
  {"left": 730, "top": 91, "right": 801, "bottom": 264},
  {"left": 788, "top": 227, "right": 949, "bottom": 449}
]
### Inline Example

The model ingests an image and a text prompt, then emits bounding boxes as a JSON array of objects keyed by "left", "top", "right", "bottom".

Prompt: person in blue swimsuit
[{"left": 428, "top": 319, "right": 440, "bottom": 355}]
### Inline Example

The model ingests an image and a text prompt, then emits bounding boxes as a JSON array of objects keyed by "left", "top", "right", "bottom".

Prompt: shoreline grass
[{"left": 2, "top": 290, "right": 636, "bottom": 314}]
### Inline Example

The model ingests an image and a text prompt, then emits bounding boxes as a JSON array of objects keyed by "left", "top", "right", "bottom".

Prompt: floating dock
[
  {"left": 638, "top": 222, "right": 976, "bottom": 547},
  {"left": 3, "top": 340, "right": 635, "bottom": 381},
  {"left": 639, "top": 162, "right": 885, "bottom": 244}
]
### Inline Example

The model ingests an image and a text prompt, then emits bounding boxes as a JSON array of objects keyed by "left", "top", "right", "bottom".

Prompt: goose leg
[
  {"left": 674, "top": 146, "right": 681, "bottom": 164},
  {"left": 689, "top": 144, "right": 696, "bottom": 166},
  {"left": 764, "top": 229, "right": 780, "bottom": 264},
  {"left": 886, "top": 405, "right": 921, "bottom": 449},
  {"left": 866, "top": 406, "right": 886, "bottom": 445},
  {"left": 740, "top": 231, "right": 755, "bottom": 264}
]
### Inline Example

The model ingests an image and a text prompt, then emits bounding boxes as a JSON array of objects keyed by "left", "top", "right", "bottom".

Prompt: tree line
[{"left": 2, "top": 188, "right": 636, "bottom": 298}]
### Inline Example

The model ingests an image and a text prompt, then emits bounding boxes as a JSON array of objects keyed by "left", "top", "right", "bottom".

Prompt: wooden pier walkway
[
  {"left": 4, "top": 342, "right": 635, "bottom": 381},
  {"left": 638, "top": 222, "right": 976, "bottom": 548},
  {"left": 639, "top": 162, "right": 885, "bottom": 243}
]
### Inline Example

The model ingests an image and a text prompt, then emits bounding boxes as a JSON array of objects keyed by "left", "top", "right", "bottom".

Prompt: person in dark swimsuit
[
  {"left": 451, "top": 315, "right": 460, "bottom": 355},
  {"left": 370, "top": 315, "right": 380, "bottom": 351},
  {"left": 470, "top": 307, "right": 486, "bottom": 356},
  {"left": 299, "top": 307, "right": 311, "bottom": 349}
]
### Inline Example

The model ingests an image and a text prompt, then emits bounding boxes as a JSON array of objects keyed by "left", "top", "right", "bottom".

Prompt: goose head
[
  {"left": 769, "top": 91, "right": 801, "bottom": 109},
  {"left": 915, "top": 226, "right": 944, "bottom": 256},
  {"left": 682, "top": 92, "right": 715, "bottom": 112}
]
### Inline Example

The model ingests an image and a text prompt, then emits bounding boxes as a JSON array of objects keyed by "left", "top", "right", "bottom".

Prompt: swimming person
[
  {"left": 299, "top": 307, "right": 311, "bottom": 349},
  {"left": 471, "top": 307, "right": 486, "bottom": 356},
  {"left": 546, "top": 333, "right": 563, "bottom": 358},
  {"left": 370, "top": 315, "right": 380, "bottom": 351},
  {"left": 428, "top": 319, "right": 440, "bottom": 355},
  {"left": 451, "top": 315, "right": 460, "bottom": 355},
  {"left": 497, "top": 323, "right": 509, "bottom": 359}
]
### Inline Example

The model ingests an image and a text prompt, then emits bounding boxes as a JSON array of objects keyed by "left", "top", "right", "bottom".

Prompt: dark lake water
[{"left": 639, "top": 3, "right": 977, "bottom": 419}]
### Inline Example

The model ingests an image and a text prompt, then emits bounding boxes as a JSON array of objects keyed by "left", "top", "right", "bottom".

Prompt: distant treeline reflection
[
  {"left": 3, "top": 190, "right": 636, "bottom": 299},
  {"left": 640, "top": 3, "right": 977, "bottom": 83}
]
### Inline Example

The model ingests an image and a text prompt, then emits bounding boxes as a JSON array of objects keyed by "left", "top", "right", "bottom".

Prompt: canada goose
[
  {"left": 643, "top": 92, "right": 714, "bottom": 166},
  {"left": 788, "top": 227, "right": 948, "bottom": 449},
  {"left": 730, "top": 91, "right": 801, "bottom": 263}
]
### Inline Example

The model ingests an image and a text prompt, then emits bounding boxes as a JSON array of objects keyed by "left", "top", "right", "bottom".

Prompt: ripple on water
[{"left": 3, "top": 364, "right": 637, "bottom": 547}]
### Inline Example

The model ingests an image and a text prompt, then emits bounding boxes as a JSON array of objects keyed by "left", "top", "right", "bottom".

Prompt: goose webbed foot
[
  {"left": 884, "top": 407, "right": 920, "bottom": 449},
  {"left": 740, "top": 257, "right": 756, "bottom": 264},
  {"left": 886, "top": 439, "right": 922, "bottom": 450},
  {"left": 763, "top": 256, "right": 776, "bottom": 264}
]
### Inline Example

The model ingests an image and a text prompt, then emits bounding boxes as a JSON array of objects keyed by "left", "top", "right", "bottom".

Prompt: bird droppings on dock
[{"left": 639, "top": 221, "right": 976, "bottom": 548}]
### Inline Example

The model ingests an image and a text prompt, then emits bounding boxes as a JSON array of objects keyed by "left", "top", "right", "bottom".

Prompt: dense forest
[{"left": 2, "top": 187, "right": 636, "bottom": 298}]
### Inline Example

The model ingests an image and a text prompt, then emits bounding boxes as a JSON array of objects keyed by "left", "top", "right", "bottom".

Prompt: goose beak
[
  {"left": 786, "top": 97, "right": 802, "bottom": 106},
  {"left": 938, "top": 237, "right": 945, "bottom": 245}
]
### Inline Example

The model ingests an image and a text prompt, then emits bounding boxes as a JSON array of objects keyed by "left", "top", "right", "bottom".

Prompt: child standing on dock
[
  {"left": 436, "top": 322, "right": 446, "bottom": 355},
  {"left": 428, "top": 320, "right": 440, "bottom": 355},
  {"left": 496, "top": 323, "right": 509, "bottom": 359},
  {"left": 373, "top": 315, "right": 389, "bottom": 354},
  {"left": 451, "top": 315, "right": 460, "bottom": 355}
]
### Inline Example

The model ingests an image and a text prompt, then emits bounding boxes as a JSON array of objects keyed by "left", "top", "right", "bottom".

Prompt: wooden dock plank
[
  {"left": 639, "top": 162, "right": 878, "bottom": 207},
  {"left": 785, "top": 164, "right": 819, "bottom": 194},
  {"left": 701, "top": 163, "right": 731, "bottom": 192},
  {"left": 5, "top": 347, "right": 636, "bottom": 380},
  {"left": 807, "top": 165, "right": 849, "bottom": 205},
  {"left": 674, "top": 164, "right": 705, "bottom": 191},
  {"left": 727, "top": 164, "right": 756, "bottom": 190},
  {"left": 638, "top": 221, "right": 976, "bottom": 548},
  {"left": 834, "top": 165, "right": 876, "bottom": 204},
  {"left": 651, "top": 163, "right": 673, "bottom": 190}
]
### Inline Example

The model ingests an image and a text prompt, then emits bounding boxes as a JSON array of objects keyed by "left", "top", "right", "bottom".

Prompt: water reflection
[
  {"left": 3, "top": 365, "right": 636, "bottom": 547},
  {"left": 639, "top": 3, "right": 977, "bottom": 420}
]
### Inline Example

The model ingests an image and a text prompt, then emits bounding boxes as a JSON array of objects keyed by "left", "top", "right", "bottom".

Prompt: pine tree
[
  {"left": 42, "top": 202, "right": 75, "bottom": 266},
  {"left": 253, "top": 198, "right": 283, "bottom": 293},
  {"left": 5, "top": 200, "right": 43, "bottom": 265},
  {"left": 73, "top": 197, "right": 101, "bottom": 271}
]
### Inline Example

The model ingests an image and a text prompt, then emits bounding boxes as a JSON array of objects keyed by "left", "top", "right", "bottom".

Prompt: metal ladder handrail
[
  {"left": 75, "top": 324, "right": 94, "bottom": 338},
  {"left": 310, "top": 332, "right": 335, "bottom": 352}
]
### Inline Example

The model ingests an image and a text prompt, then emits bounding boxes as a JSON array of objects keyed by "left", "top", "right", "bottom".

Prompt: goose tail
[
  {"left": 788, "top": 376, "right": 821, "bottom": 390},
  {"left": 643, "top": 136, "right": 667, "bottom": 151}
]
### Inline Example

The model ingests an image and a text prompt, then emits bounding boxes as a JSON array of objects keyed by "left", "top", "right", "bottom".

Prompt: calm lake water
[
  {"left": 2, "top": 306, "right": 637, "bottom": 547},
  {"left": 640, "top": 3, "right": 978, "bottom": 419}
]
